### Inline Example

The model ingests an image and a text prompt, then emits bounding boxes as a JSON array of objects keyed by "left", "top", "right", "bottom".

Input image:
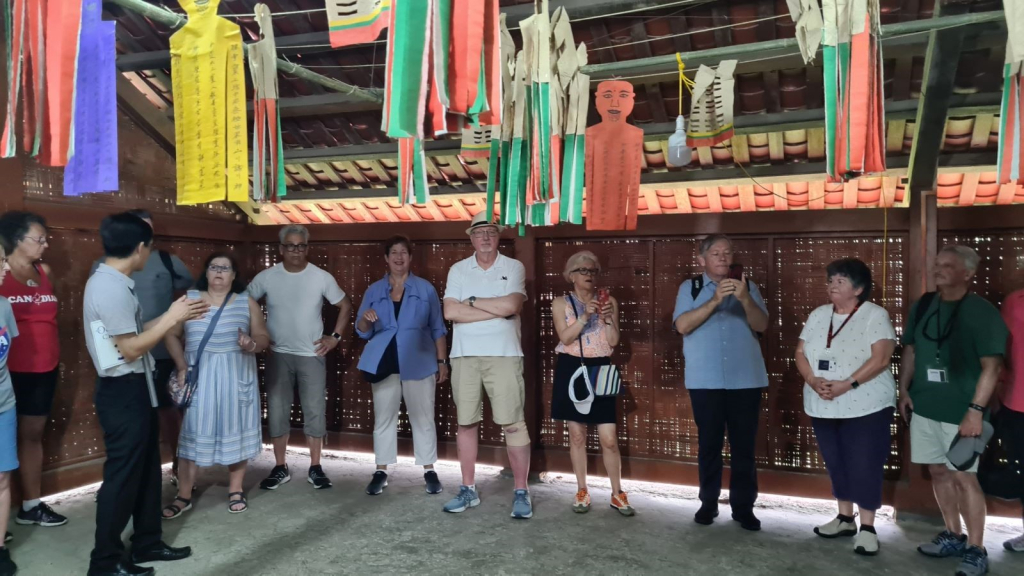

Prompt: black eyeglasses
[
  {"left": 571, "top": 268, "right": 600, "bottom": 277},
  {"left": 208, "top": 265, "right": 233, "bottom": 273},
  {"left": 282, "top": 244, "right": 308, "bottom": 252}
]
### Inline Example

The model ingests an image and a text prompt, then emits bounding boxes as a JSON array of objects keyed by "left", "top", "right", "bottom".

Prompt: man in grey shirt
[
  {"left": 84, "top": 213, "right": 205, "bottom": 576},
  {"left": 89, "top": 209, "right": 193, "bottom": 482},
  {"left": 249, "top": 224, "right": 352, "bottom": 491}
]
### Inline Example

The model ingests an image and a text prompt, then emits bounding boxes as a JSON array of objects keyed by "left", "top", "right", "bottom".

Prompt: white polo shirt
[{"left": 444, "top": 253, "right": 526, "bottom": 358}]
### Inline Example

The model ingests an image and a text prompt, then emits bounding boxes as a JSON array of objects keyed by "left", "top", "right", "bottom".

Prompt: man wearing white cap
[{"left": 441, "top": 212, "right": 531, "bottom": 519}]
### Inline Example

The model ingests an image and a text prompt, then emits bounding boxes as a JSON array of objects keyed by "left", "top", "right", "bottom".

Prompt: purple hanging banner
[{"left": 64, "top": 0, "right": 118, "bottom": 196}]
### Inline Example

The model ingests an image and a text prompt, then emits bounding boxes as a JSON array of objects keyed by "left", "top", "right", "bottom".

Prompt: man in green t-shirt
[{"left": 898, "top": 245, "right": 1008, "bottom": 576}]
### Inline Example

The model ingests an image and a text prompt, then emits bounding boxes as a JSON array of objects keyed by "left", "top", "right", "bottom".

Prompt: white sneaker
[
  {"left": 854, "top": 530, "right": 879, "bottom": 556},
  {"left": 814, "top": 516, "right": 858, "bottom": 538},
  {"left": 1004, "top": 533, "right": 1024, "bottom": 553}
]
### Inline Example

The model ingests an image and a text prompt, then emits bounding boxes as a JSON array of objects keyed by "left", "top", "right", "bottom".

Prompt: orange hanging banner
[
  {"left": 448, "top": 0, "right": 485, "bottom": 116},
  {"left": 41, "top": 0, "right": 81, "bottom": 166},
  {"left": 477, "top": 0, "right": 501, "bottom": 126}
]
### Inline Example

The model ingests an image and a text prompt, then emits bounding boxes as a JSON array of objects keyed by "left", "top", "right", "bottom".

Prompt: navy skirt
[{"left": 551, "top": 353, "right": 617, "bottom": 425}]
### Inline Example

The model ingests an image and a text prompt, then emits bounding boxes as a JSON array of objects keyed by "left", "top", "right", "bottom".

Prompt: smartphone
[
  {"left": 187, "top": 289, "right": 201, "bottom": 300},
  {"left": 728, "top": 263, "right": 744, "bottom": 281},
  {"left": 597, "top": 288, "right": 610, "bottom": 306}
]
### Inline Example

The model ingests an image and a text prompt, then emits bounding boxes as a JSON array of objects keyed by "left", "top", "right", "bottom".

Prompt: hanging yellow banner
[{"left": 170, "top": 0, "right": 248, "bottom": 205}]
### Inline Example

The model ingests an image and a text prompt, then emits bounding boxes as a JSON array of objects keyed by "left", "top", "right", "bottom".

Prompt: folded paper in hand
[{"left": 90, "top": 320, "right": 127, "bottom": 370}]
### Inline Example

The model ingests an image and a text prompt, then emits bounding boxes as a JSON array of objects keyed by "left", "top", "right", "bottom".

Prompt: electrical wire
[
  {"left": 221, "top": 0, "right": 710, "bottom": 21},
  {"left": 572, "top": 0, "right": 710, "bottom": 22}
]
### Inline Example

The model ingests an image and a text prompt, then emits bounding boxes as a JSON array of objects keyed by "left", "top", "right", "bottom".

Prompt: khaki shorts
[
  {"left": 451, "top": 357, "right": 525, "bottom": 426},
  {"left": 910, "top": 412, "right": 978, "bottom": 473}
]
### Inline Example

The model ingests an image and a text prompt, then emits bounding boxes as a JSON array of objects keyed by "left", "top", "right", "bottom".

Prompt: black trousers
[
  {"left": 91, "top": 374, "right": 163, "bottom": 570},
  {"left": 688, "top": 387, "right": 762, "bottom": 514}
]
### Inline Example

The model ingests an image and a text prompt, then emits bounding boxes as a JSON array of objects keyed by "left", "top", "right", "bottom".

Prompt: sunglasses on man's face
[{"left": 282, "top": 243, "right": 308, "bottom": 252}]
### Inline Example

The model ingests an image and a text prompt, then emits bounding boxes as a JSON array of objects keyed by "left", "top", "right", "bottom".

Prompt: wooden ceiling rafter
[
  {"left": 274, "top": 151, "right": 998, "bottom": 205},
  {"left": 627, "top": 20, "right": 669, "bottom": 124},
  {"left": 582, "top": 10, "right": 1005, "bottom": 80},
  {"left": 106, "top": 0, "right": 382, "bottom": 104},
  {"left": 278, "top": 92, "right": 1001, "bottom": 166}
]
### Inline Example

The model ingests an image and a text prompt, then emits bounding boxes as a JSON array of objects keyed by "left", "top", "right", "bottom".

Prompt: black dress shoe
[
  {"left": 86, "top": 560, "right": 155, "bottom": 576},
  {"left": 130, "top": 542, "right": 193, "bottom": 564},
  {"left": 732, "top": 511, "right": 762, "bottom": 531},
  {"left": 694, "top": 504, "right": 720, "bottom": 525}
]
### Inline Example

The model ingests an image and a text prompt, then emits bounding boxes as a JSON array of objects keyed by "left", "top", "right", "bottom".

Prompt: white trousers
[{"left": 371, "top": 374, "right": 438, "bottom": 466}]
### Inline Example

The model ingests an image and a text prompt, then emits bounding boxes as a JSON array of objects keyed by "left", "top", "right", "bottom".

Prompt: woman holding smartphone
[
  {"left": 162, "top": 252, "right": 269, "bottom": 518},
  {"left": 550, "top": 251, "right": 633, "bottom": 516}
]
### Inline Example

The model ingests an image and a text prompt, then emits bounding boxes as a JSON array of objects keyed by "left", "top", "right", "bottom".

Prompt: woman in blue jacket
[{"left": 356, "top": 236, "right": 449, "bottom": 497}]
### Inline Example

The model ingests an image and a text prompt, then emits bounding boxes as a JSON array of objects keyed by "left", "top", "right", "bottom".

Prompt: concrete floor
[{"left": 7, "top": 448, "right": 1024, "bottom": 576}]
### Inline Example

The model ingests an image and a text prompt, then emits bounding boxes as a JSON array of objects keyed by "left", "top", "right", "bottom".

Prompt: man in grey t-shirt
[
  {"left": 249, "top": 224, "right": 352, "bottom": 491},
  {"left": 89, "top": 209, "right": 193, "bottom": 482},
  {"left": 84, "top": 213, "right": 206, "bottom": 576}
]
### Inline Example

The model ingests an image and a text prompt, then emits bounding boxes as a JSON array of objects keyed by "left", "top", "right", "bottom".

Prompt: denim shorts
[{"left": 0, "top": 408, "right": 18, "bottom": 473}]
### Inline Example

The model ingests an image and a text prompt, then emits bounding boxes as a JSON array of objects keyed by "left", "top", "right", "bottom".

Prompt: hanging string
[
  {"left": 882, "top": 203, "right": 889, "bottom": 303},
  {"left": 675, "top": 53, "right": 696, "bottom": 116}
]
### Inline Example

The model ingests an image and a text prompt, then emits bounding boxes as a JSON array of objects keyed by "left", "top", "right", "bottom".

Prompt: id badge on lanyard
[
  {"left": 817, "top": 353, "right": 840, "bottom": 378},
  {"left": 924, "top": 296, "right": 964, "bottom": 385},
  {"left": 819, "top": 306, "right": 858, "bottom": 379},
  {"left": 926, "top": 353, "right": 950, "bottom": 384}
]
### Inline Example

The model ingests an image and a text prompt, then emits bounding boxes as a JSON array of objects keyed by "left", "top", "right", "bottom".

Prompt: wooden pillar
[
  {"left": 893, "top": 3, "right": 965, "bottom": 519},
  {"left": 514, "top": 229, "right": 541, "bottom": 450},
  {"left": 907, "top": 190, "right": 937, "bottom": 299}
]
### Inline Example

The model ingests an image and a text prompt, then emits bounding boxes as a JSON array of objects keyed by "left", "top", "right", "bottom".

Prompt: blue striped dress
[{"left": 178, "top": 294, "right": 262, "bottom": 466}]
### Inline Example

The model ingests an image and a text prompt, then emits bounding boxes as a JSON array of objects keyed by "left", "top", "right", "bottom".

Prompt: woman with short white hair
[{"left": 550, "top": 251, "right": 633, "bottom": 516}]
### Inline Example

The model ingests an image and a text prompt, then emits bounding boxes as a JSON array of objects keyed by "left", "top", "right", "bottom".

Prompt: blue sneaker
[
  {"left": 511, "top": 489, "right": 533, "bottom": 519},
  {"left": 917, "top": 530, "right": 967, "bottom": 558},
  {"left": 955, "top": 545, "right": 988, "bottom": 576},
  {"left": 443, "top": 485, "right": 480, "bottom": 513}
]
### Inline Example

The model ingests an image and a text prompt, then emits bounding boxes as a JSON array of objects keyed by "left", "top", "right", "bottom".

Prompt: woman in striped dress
[{"left": 162, "top": 252, "right": 269, "bottom": 517}]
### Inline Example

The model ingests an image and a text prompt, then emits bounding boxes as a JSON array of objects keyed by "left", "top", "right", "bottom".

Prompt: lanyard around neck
[
  {"left": 826, "top": 304, "right": 860, "bottom": 349},
  {"left": 924, "top": 294, "right": 967, "bottom": 356}
]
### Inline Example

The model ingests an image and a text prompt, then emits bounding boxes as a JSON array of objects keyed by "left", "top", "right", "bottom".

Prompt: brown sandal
[
  {"left": 162, "top": 496, "right": 192, "bottom": 520},
  {"left": 227, "top": 492, "right": 248, "bottom": 514}
]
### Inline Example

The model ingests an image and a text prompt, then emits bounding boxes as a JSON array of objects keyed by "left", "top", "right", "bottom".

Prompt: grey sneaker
[
  {"left": 1004, "top": 534, "right": 1024, "bottom": 552},
  {"left": 918, "top": 530, "right": 967, "bottom": 558},
  {"left": 511, "top": 489, "right": 533, "bottom": 519},
  {"left": 443, "top": 485, "right": 480, "bottom": 513},
  {"left": 955, "top": 545, "right": 988, "bottom": 576}
]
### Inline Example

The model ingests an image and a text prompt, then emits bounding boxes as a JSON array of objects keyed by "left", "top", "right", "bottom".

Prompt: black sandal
[
  {"left": 227, "top": 492, "right": 248, "bottom": 514},
  {"left": 162, "top": 496, "right": 192, "bottom": 520}
]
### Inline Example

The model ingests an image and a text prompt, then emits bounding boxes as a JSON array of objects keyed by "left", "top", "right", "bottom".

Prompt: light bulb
[{"left": 667, "top": 115, "right": 692, "bottom": 167}]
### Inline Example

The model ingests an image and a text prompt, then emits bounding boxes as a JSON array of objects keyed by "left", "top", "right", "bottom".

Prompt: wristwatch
[
  {"left": 468, "top": 296, "right": 477, "bottom": 307},
  {"left": 330, "top": 332, "right": 342, "bottom": 340},
  {"left": 438, "top": 358, "right": 451, "bottom": 367},
  {"left": 968, "top": 403, "right": 985, "bottom": 412},
  {"left": 850, "top": 379, "right": 860, "bottom": 390}
]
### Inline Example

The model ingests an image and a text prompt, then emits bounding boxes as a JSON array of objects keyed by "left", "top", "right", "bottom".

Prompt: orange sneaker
[
  {"left": 572, "top": 489, "right": 591, "bottom": 513},
  {"left": 611, "top": 491, "right": 635, "bottom": 516}
]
